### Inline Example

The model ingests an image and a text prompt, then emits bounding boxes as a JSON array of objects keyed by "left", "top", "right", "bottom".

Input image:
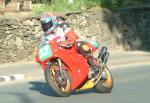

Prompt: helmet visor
[{"left": 41, "top": 20, "right": 53, "bottom": 32}]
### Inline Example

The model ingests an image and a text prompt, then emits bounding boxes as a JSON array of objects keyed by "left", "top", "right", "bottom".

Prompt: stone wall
[
  {"left": 66, "top": 9, "right": 119, "bottom": 50},
  {"left": 0, "top": 10, "right": 120, "bottom": 63},
  {"left": 0, "top": 16, "right": 41, "bottom": 63},
  {"left": 115, "top": 9, "right": 150, "bottom": 50},
  {"left": 0, "top": 8, "right": 149, "bottom": 63}
]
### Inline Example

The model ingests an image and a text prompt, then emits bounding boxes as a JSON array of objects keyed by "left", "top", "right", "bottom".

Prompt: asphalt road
[
  {"left": 0, "top": 51, "right": 150, "bottom": 76},
  {"left": 0, "top": 64, "right": 150, "bottom": 103}
]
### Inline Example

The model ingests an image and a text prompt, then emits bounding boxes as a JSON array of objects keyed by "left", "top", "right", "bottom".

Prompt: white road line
[
  {"left": 12, "top": 74, "right": 24, "bottom": 80},
  {"left": 109, "top": 61, "right": 150, "bottom": 69},
  {"left": 0, "top": 76, "right": 11, "bottom": 82},
  {"left": 0, "top": 74, "right": 24, "bottom": 82},
  {"left": 0, "top": 61, "right": 149, "bottom": 84}
]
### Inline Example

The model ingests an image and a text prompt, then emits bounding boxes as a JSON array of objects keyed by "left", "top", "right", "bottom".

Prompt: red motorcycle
[{"left": 36, "top": 36, "right": 113, "bottom": 97}]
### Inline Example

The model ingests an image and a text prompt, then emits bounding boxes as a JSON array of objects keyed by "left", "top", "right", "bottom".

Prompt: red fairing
[
  {"left": 53, "top": 47, "right": 89, "bottom": 90},
  {"left": 36, "top": 35, "right": 90, "bottom": 90},
  {"left": 35, "top": 52, "right": 41, "bottom": 63},
  {"left": 36, "top": 26, "right": 101, "bottom": 90}
]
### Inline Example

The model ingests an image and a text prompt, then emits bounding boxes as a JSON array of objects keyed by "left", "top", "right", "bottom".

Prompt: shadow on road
[
  {"left": 29, "top": 81, "right": 98, "bottom": 97},
  {"left": 29, "top": 81, "right": 57, "bottom": 97}
]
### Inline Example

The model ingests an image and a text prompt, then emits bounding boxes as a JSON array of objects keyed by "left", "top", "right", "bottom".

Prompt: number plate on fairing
[{"left": 38, "top": 45, "right": 52, "bottom": 61}]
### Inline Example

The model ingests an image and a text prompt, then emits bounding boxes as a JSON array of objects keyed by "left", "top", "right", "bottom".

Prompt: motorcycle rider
[{"left": 36, "top": 13, "right": 100, "bottom": 68}]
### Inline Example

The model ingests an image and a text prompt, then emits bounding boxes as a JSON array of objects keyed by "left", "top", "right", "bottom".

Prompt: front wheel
[
  {"left": 44, "top": 62, "right": 71, "bottom": 97},
  {"left": 95, "top": 66, "right": 113, "bottom": 93}
]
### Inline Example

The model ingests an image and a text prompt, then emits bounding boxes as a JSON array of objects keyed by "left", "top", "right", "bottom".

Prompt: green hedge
[
  {"left": 32, "top": 0, "right": 101, "bottom": 14},
  {"left": 31, "top": 0, "right": 150, "bottom": 14},
  {"left": 100, "top": 0, "right": 150, "bottom": 10}
]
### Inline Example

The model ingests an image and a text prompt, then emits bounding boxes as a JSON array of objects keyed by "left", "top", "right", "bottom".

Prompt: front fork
[
  {"left": 57, "top": 59, "right": 64, "bottom": 75},
  {"left": 57, "top": 59, "right": 68, "bottom": 79},
  {"left": 57, "top": 59, "right": 63, "bottom": 70}
]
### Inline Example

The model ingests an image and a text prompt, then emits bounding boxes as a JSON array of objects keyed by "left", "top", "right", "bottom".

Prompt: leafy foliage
[
  {"left": 32, "top": 0, "right": 101, "bottom": 14},
  {"left": 31, "top": 0, "right": 150, "bottom": 14}
]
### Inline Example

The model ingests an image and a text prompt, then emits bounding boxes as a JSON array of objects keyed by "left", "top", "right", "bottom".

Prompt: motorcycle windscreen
[{"left": 38, "top": 44, "right": 52, "bottom": 61}]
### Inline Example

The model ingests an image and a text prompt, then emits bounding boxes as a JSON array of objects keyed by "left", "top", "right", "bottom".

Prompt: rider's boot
[
  {"left": 87, "top": 55, "right": 107, "bottom": 80},
  {"left": 101, "top": 71, "right": 107, "bottom": 80},
  {"left": 87, "top": 56, "right": 100, "bottom": 68}
]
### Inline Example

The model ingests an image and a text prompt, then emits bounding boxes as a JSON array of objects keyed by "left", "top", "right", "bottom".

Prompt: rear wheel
[
  {"left": 95, "top": 66, "right": 113, "bottom": 93},
  {"left": 44, "top": 62, "right": 71, "bottom": 97}
]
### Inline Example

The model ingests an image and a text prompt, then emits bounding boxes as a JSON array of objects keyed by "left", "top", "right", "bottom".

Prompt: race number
[{"left": 38, "top": 45, "right": 52, "bottom": 61}]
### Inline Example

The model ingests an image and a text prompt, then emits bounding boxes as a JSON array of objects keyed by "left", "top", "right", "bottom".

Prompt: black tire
[
  {"left": 44, "top": 62, "right": 71, "bottom": 97},
  {"left": 95, "top": 67, "right": 113, "bottom": 93}
]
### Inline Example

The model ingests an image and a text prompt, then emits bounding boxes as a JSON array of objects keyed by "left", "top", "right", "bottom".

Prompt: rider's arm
[
  {"left": 59, "top": 22, "right": 79, "bottom": 43},
  {"left": 65, "top": 28, "right": 79, "bottom": 43},
  {"left": 39, "top": 33, "right": 49, "bottom": 48}
]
